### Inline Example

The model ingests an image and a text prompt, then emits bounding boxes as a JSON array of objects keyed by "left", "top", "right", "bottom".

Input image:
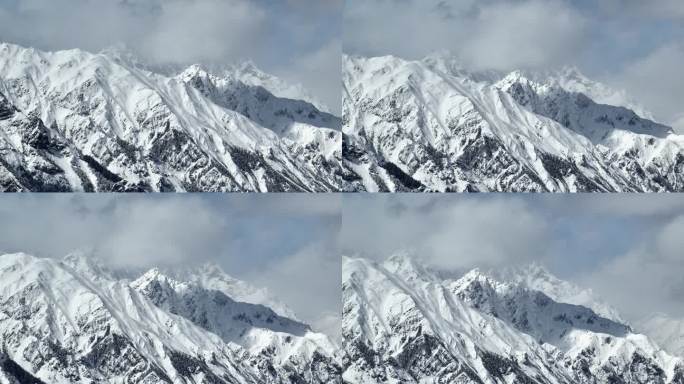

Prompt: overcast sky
[
  {"left": 0, "top": 0, "right": 341, "bottom": 113},
  {"left": 344, "top": 0, "right": 684, "bottom": 131},
  {"left": 0, "top": 194, "right": 341, "bottom": 339},
  {"left": 342, "top": 194, "right": 684, "bottom": 322}
]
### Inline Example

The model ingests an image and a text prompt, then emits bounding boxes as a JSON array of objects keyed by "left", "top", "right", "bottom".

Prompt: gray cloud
[
  {"left": 607, "top": 43, "right": 684, "bottom": 132},
  {"left": 0, "top": 194, "right": 341, "bottom": 336},
  {"left": 249, "top": 241, "right": 341, "bottom": 342},
  {"left": 274, "top": 38, "right": 342, "bottom": 116},
  {"left": 581, "top": 214, "right": 684, "bottom": 320},
  {"left": 344, "top": 0, "right": 587, "bottom": 71},
  {"left": 341, "top": 195, "right": 550, "bottom": 271},
  {"left": 0, "top": 0, "right": 341, "bottom": 113}
]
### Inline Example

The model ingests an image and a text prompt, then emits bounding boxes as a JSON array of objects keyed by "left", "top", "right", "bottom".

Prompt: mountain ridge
[
  {"left": 342, "top": 54, "right": 684, "bottom": 192},
  {"left": 0, "top": 41, "right": 349, "bottom": 192},
  {"left": 342, "top": 253, "right": 684, "bottom": 383},
  {"left": 0, "top": 252, "right": 341, "bottom": 383}
]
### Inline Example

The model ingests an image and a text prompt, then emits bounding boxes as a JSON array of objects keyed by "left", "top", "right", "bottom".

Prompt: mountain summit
[
  {"left": 0, "top": 253, "right": 340, "bottom": 383},
  {"left": 342, "top": 54, "right": 684, "bottom": 192},
  {"left": 0, "top": 42, "right": 349, "bottom": 192},
  {"left": 342, "top": 254, "right": 684, "bottom": 383}
]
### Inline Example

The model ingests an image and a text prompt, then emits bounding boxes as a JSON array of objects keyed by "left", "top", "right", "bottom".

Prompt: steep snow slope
[
  {"left": 343, "top": 54, "right": 684, "bottom": 192},
  {"left": 0, "top": 42, "right": 348, "bottom": 192},
  {"left": 342, "top": 254, "right": 684, "bottom": 383},
  {"left": 0, "top": 253, "right": 340, "bottom": 383}
]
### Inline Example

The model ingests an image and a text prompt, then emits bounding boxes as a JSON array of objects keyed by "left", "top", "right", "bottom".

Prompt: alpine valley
[
  {"left": 342, "top": 254, "right": 684, "bottom": 383},
  {"left": 0, "top": 252, "right": 341, "bottom": 383},
  {"left": 343, "top": 54, "right": 684, "bottom": 192},
  {"left": 0, "top": 42, "right": 349, "bottom": 192}
]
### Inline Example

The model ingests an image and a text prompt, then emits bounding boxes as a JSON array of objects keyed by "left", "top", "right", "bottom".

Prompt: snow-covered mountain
[
  {"left": 0, "top": 42, "right": 349, "bottom": 192},
  {"left": 0, "top": 252, "right": 341, "bottom": 383},
  {"left": 343, "top": 54, "right": 684, "bottom": 192},
  {"left": 342, "top": 253, "right": 684, "bottom": 383}
]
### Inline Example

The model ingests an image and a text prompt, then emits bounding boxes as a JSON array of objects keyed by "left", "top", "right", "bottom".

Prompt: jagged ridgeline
[
  {"left": 0, "top": 42, "right": 352, "bottom": 192},
  {"left": 0, "top": 253, "right": 341, "bottom": 383},
  {"left": 342, "top": 254, "right": 684, "bottom": 384},
  {"left": 342, "top": 54, "right": 684, "bottom": 192}
]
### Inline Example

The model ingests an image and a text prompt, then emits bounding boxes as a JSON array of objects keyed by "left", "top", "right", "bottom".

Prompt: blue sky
[
  {"left": 0, "top": 0, "right": 342, "bottom": 112},
  {"left": 344, "top": 0, "right": 684, "bottom": 130},
  {"left": 0, "top": 194, "right": 341, "bottom": 336},
  {"left": 342, "top": 194, "right": 684, "bottom": 320}
]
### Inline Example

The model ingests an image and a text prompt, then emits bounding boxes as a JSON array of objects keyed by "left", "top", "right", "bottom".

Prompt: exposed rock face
[
  {"left": 0, "top": 42, "right": 350, "bottom": 192},
  {"left": 342, "top": 55, "right": 684, "bottom": 192}
]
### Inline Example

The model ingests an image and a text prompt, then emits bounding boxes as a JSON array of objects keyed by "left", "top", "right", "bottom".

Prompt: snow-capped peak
[
  {"left": 0, "top": 252, "right": 341, "bottom": 383},
  {"left": 344, "top": 52, "right": 683, "bottom": 192},
  {"left": 343, "top": 255, "right": 684, "bottom": 383},
  {"left": 381, "top": 251, "right": 433, "bottom": 280},
  {"left": 0, "top": 41, "right": 348, "bottom": 192}
]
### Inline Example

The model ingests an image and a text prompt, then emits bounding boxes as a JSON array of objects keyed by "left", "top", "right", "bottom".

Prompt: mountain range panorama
[{"left": 1, "top": 250, "right": 683, "bottom": 383}]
